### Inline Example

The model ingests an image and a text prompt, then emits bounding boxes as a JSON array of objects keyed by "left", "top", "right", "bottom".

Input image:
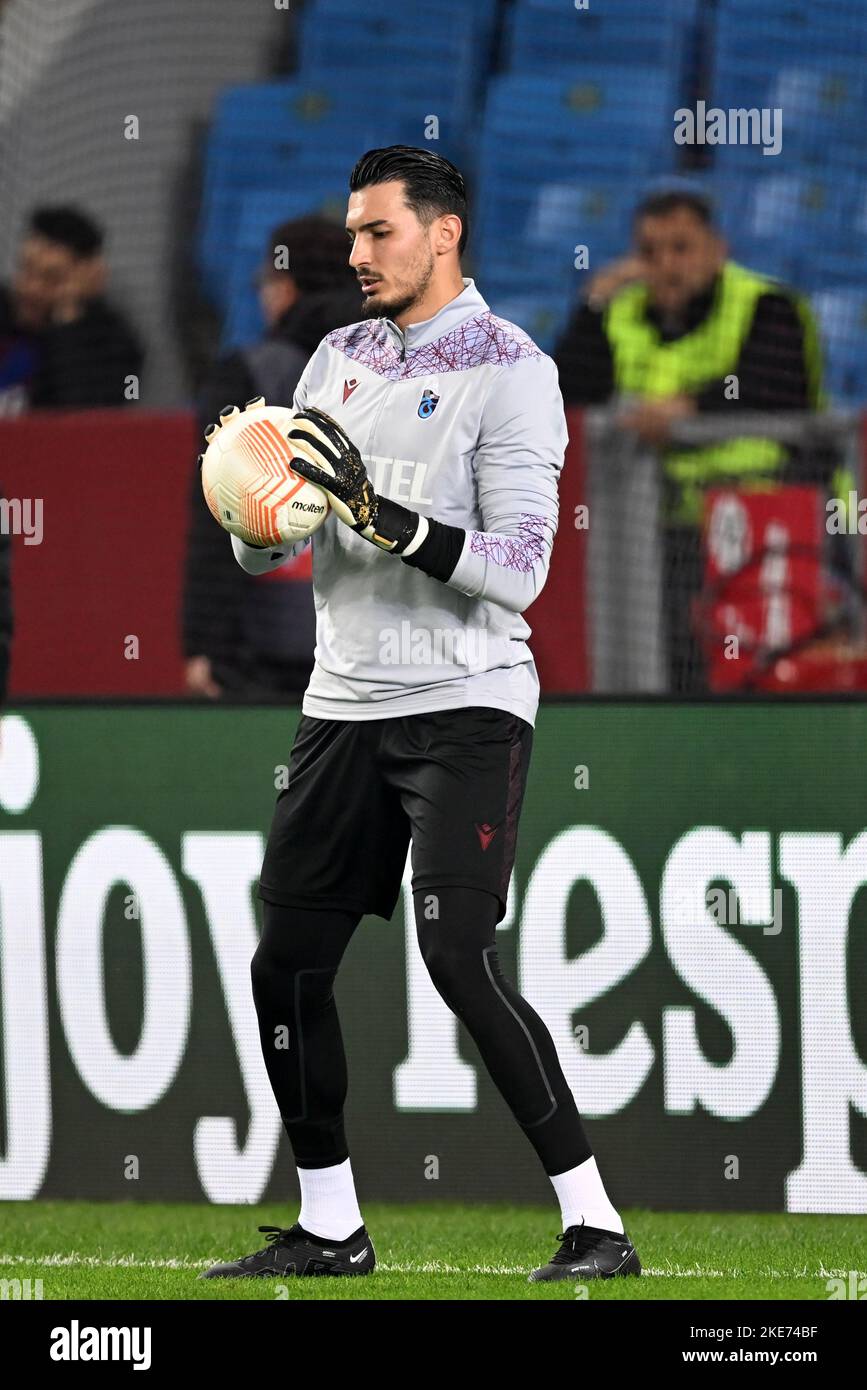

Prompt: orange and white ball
[{"left": 201, "top": 404, "right": 330, "bottom": 547}]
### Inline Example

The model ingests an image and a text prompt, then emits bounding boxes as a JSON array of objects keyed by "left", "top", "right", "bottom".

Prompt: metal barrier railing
[{"left": 581, "top": 409, "right": 864, "bottom": 693}]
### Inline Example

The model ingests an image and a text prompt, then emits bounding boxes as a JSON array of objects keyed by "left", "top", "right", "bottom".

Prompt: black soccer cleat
[
  {"left": 199, "top": 1222, "right": 375, "bottom": 1279},
  {"left": 528, "top": 1220, "right": 641, "bottom": 1282}
]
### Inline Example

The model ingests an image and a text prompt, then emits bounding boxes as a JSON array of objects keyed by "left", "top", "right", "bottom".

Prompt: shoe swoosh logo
[{"left": 349, "top": 1247, "right": 368, "bottom": 1263}]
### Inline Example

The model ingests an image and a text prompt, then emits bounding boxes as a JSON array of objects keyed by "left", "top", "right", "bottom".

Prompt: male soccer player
[{"left": 200, "top": 146, "right": 641, "bottom": 1283}]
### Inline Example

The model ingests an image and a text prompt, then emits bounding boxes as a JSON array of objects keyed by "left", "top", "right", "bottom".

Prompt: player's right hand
[{"left": 202, "top": 395, "right": 266, "bottom": 446}]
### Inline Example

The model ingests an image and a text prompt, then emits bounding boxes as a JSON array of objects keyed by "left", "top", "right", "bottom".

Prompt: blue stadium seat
[
  {"left": 747, "top": 174, "right": 857, "bottom": 243},
  {"left": 715, "top": 0, "right": 867, "bottom": 64},
  {"left": 297, "top": 1, "right": 484, "bottom": 127},
  {"left": 479, "top": 69, "right": 674, "bottom": 165},
  {"left": 481, "top": 180, "right": 633, "bottom": 291},
  {"left": 706, "top": 171, "right": 861, "bottom": 299},
  {"left": 198, "top": 82, "right": 379, "bottom": 296},
  {"left": 201, "top": 158, "right": 356, "bottom": 306},
  {"left": 525, "top": 181, "right": 633, "bottom": 254},
  {"left": 806, "top": 244, "right": 867, "bottom": 292},
  {"left": 733, "top": 242, "right": 798, "bottom": 288},
  {"left": 767, "top": 65, "right": 867, "bottom": 151},
  {"left": 305, "top": 0, "right": 499, "bottom": 49},
  {"left": 198, "top": 78, "right": 466, "bottom": 306},
  {"left": 711, "top": 0, "right": 867, "bottom": 164},
  {"left": 481, "top": 286, "right": 574, "bottom": 355},
  {"left": 221, "top": 263, "right": 265, "bottom": 351},
  {"left": 690, "top": 166, "right": 867, "bottom": 330},
  {"left": 472, "top": 71, "right": 675, "bottom": 273},
  {"left": 711, "top": 62, "right": 867, "bottom": 171},
  {"left": 304, "top": 0, "right": 499, "bottom": 34},
  {"left": 220, "top": 188, "right": 348, "bottom": 350},
  {"left": 810, "top": 287, "right": 867, "bottom": 405},
  {"left": 504, "top": 0, "right": 695, "bottom": 111}
]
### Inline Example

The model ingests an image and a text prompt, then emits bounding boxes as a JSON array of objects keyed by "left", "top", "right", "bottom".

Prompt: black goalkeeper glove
[{"left": 287, "top": 405, "right": 425, "bottom": 553}]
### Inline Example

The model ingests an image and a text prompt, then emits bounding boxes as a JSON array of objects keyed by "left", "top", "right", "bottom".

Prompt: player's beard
[{"left": 360, "top": 248, "right": 435, "bottom": 322}]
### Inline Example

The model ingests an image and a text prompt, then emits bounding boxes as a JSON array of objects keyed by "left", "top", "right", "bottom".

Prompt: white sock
[
  {"left": 297, "top": 1158, "right": 364, "bottom": 1242},
  {"left": 550, "top": 1155, "right": 624, "bottom": 1235}
]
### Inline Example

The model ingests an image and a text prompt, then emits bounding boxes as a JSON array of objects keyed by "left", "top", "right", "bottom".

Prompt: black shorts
[{"left": 258, "top": 706, "right": 534, "bottom": 924}]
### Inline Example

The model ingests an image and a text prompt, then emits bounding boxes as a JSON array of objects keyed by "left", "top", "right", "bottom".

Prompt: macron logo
[
  {"left": 343, "top": 378, "right": 359, "bottom": 403},
  {"left": 475, "top": 822, "right": 498, "bottom": 851}
]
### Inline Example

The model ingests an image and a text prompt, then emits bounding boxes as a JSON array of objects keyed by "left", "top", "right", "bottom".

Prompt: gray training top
[{"left": 231, "top": 277, "right": 569, "bottom": 729}]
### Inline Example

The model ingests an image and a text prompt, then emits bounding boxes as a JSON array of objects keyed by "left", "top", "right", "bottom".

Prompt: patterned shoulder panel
[
  {"left": 323, "top": 320, "right": 375, "bottom": 356},
  {"left": 324, "top": 311, "right": 543, "bottom": 380}
]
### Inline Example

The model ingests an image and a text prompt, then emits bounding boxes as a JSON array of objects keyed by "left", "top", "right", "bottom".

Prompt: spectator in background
[
  {"left": 554, "top": 189, "right": 826, "bottom": 694},
  {"left": 0, "top": 206, "right": 144, "bottom": 414},
  {"left": 183, "top": 215, "right": 362, "bottom": 699}
]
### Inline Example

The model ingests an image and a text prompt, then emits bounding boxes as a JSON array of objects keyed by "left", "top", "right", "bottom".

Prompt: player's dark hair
[
  {"left": 29, "top": 205, "right": 104, "bottom": 257},
  {"left": 633, "top": 189, "right": 715, "bottom": 228},
  {"left": 349, "top": 145, "right": 468, "bottom": 257},
  {"left": 266, "top": 215, "right": 358, "bottom": 295}
]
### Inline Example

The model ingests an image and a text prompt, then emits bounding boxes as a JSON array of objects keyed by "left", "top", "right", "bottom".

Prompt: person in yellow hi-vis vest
[{"left": 554, "top": 188, "right": 843, "bottom": 693}]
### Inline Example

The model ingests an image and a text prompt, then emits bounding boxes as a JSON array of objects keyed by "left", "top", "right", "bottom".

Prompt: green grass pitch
[{"left": 1, "top": 1203, "right": 864, "bottom": 1300}]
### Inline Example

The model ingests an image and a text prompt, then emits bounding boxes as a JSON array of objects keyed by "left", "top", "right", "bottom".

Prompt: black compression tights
[{"left": 251, "top": 886, "right": 592, "bottom": 1175}]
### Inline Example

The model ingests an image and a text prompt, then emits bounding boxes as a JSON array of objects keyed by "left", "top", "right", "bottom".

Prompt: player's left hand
[{"left": 287, "top": 406, "right": 383, "bottom": 542}]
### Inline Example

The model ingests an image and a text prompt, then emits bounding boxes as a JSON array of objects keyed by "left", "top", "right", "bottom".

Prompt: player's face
[
  {"left": 345, "top": 182, "right": 435, "bottom": 322},
  {"left": 634, "top": 209, "right": 725, "bottom": 314}
]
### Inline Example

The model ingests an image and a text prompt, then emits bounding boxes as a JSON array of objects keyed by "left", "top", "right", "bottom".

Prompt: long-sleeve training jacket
[{"left": 231, "top": 277, "right": 568, "bottom": 728}]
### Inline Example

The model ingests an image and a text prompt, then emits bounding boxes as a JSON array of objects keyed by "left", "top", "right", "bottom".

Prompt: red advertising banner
[
  {"left": 526, "top": 406, "right": 588, "bottom": 692},
  {"left": 1, "top": 405, "right": 591, "bottom": 698},
  {"left": 701, "top": 486, "right": 824, "bottom": 690},
  {"left": 0, "top": 409, "right": 196, "bottom": 695}
]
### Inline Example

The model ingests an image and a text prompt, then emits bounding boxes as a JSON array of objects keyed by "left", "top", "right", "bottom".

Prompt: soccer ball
[{"left": 201, "top": 403, "right": 330, "bottom": 546}]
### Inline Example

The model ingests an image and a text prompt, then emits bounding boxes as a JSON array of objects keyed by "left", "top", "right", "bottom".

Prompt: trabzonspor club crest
[{"left": 417, "top": 388, "right": 440, "bottom": 419}]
